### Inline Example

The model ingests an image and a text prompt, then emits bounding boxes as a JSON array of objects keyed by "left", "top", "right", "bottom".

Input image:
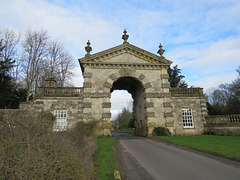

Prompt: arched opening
[
  {"left": 110, "top": 77, "right": 146, "bottom": 136},
  {"left": 110, "top": 90, "right": 133, "bottom": 130},
  {"left": 110, "top": 90, "right": 133, "bottom": 121}
]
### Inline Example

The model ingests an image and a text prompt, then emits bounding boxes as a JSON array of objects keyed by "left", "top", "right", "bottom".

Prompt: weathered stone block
[
  {"left": 102, "top": 113, "right": 111, "bottom": 118},
  {"left": 162, "top": 83, "right": 170, "bottom": 88},
  {"left": 146, "top": 112, "right": 155, "bottom": 117},
  {"left": 145, "top": 102, "right": 154, "bottom": 108},
  {"left": 163, "top": 102, "right": 172, "bottom": 108},
  {"left": 161, "top": 74, "right": 169, "bottom": 79},
  {"left": 138, "top": 74, "right": 145, "bottom": 80},
  {"left": 103, "top": 82, "right": 112, "bottom": 88},
  {"left": 83, "top": 82, "right": 92, "bottom": 88},
  {"left": 109, "top": 73, "right": 118, "bottom": 81},
  {"left": 165, "top": 122, "right": 174, "bottom": 127},
  {"left": 102, "top": 102, "right": 111, "bottom": 108},
  {"left": 83, "top": 113, "right": 92, "bottom": 118},
  {"left": 84, "top": 72, "right": 92, "bottom": 78},
  {"left": 83, "top": 102, "right": 92, "bottom": 108},
  {"left": 119, "top": 68, "right": 133, "bottom": 76},
  {"left": 144, "top": 82, "right": 152, "bottom": 89},
  {"left": 164, "top": 112, "right": 174, "bottom": 117},
  {"left": 102, "top": 122, "right": 112, "bottom": 129}
]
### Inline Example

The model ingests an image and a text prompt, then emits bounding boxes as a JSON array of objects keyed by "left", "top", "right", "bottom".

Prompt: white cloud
[
  {"left": 183, "top": 37, "right": 240, "bottom": 73},
  {"left": 190, "top": 72, "right": 237, "bottom": 91},
  {"left": 110, "top": 90, "right": 133, "bottom": 120},
  {"left": 1, "top": 0, "right": 240, "bottom": 108},
  {"left": 110, "top": 90, "right": 132, "bottom": 110},
  {"left": 0, "top": 0, "right": 123, "bottom": 60},
  {"left": 167, "top": 36, "right": 240, "bottom": 89}
]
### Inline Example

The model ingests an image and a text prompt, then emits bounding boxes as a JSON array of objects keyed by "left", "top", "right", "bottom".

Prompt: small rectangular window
[
  {"left": 53, "top": 110, "right": 67, "bottom": 131},
  {"left": 182, "top": 109, "right": 194, "bottom": 128}
]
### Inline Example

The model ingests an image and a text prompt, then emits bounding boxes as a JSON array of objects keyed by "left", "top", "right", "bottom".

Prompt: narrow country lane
[{"left": 112, "top": 132, "right": 240, "bottom": 180}]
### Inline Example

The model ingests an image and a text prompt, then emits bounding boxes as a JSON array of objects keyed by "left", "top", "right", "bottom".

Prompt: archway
[
  {"left": 110, "top": 77, "right": 147, "bottom": 136},
  {"left": 79, "top": 34, "right": 177, "bottom": 136},
  {"left": 110, "top": 90, "right": 133, "bottom": 121},
  {"left": 110, "top": 90, "right": 133, "bottom": 130}
]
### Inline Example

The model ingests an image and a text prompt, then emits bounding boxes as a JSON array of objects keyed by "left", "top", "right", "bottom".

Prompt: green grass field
[
  {"left": 150, "top": 135, "right": 240, "bottom": 161},
  {"left": 93, "top": 136, "right": 118, "bottom": 180},
  {"left": 112, "top": 130, "right": 135, "bottom": 134}
]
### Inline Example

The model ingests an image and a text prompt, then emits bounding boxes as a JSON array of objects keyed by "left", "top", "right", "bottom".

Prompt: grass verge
[
  {"left": 93, "top": 136, "right": 118, "bottom": 179},
  {"left": 150, "top": 135, "right": 240, "bottom": 161},
  {"left": 112, "top": 130, "right": 135, "bottom": 134}
]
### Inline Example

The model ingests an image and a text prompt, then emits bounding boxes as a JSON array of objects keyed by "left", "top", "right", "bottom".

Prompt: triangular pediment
[
  {"left": 103, "top": 53, "right": 150, "bottom": 64},
  {"left": 79, "top": 43, "right": 172, "bottom": 66}
]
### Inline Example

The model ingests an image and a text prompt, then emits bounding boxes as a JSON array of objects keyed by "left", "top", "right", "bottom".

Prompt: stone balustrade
[
  {"left": 170, "top": 88, "right": 204, "bottom": 97},
  {"left": 37, "top": 87, "right": 82, "bottom": 97},
  {"left": 205, "top": 114, "right": 240, "bottom": 126}
]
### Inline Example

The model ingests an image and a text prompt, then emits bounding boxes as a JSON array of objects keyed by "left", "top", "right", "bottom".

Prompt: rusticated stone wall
[
  {"left": 19, "top": 84, "right": 208, "bottom": 136},
  {"left": 20, "top": 96, "right": 83, "bottom": 130},
  {"left": 171, "top": 97, "right": 207, "bottom": 136},
  {"left": 169, "top": 88, "right": 207, "bottom": 135}
]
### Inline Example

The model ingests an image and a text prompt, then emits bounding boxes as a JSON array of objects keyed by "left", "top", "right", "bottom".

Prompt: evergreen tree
[
  {"left": 0, "top": 39, "right": 14, "bottom": 108},
  {"left": 0, "top": 40, "right": 15, "bottom": 75},
  {"left": 168, "top": 65, "right": 188, "bottom": 88},
  {"left": 0, "top": 39, "right": 26, "bottom": 108}
]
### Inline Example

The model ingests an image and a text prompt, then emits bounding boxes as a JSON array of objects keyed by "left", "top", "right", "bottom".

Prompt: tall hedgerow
[{"left": 0, "top": 110, "right": 98, "bottom": 179}]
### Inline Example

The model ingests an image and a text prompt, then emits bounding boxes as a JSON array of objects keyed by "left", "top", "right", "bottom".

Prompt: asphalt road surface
[{"left": 112, "top": 132, "right": 240, "bottom": 180}]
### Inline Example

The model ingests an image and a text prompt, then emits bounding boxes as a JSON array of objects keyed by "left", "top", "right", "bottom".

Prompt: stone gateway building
[{"left": 20, "top": 30, "right": 208, "bottom": 136}]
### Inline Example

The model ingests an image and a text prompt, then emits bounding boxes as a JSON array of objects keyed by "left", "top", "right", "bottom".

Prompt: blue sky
[{"left": 1, "top": 0, "right": 240, "bottom": 119}]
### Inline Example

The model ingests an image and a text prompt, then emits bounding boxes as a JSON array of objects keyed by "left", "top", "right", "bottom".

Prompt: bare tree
[
  {"left": 46, "top": 40, "right": 74, "bottom": 87},
  {"left": 47, "top": 40, "right": 64, "bottom": 78},
  {"left": 57, "top": 53, "right": 74, "bottom": 87},
  {"left": 0, "top": 27, "right": 75, "bottom": 102},
  {"left": 207, "top": 66, "right": 240, "bottom": 115},
  {"left": 21, "top": 29, "right": 48, "bottom": 101}
]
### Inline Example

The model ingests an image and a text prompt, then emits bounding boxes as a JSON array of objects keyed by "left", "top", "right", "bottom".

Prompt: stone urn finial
[
  {"left": 157, "top": 43, "right": 165, "bottom": 57},
  {"left": 122, "top": 29, "right": 129, "bottom": 43},
  {"left": 85, "top": 40, "right": 92, "bottom": 57}
]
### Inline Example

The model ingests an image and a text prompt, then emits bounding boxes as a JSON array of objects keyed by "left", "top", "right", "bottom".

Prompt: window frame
[
  {"left": 53, "top": 110, "right": 68, "bottom": 131},
  {"left": 182, "top": 108, "right": 194, "bottom": 128}
]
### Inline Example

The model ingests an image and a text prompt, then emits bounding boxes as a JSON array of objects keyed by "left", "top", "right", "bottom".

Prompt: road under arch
[{"left": 111, "top": 77, "right": 146, "bottom": 135}]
